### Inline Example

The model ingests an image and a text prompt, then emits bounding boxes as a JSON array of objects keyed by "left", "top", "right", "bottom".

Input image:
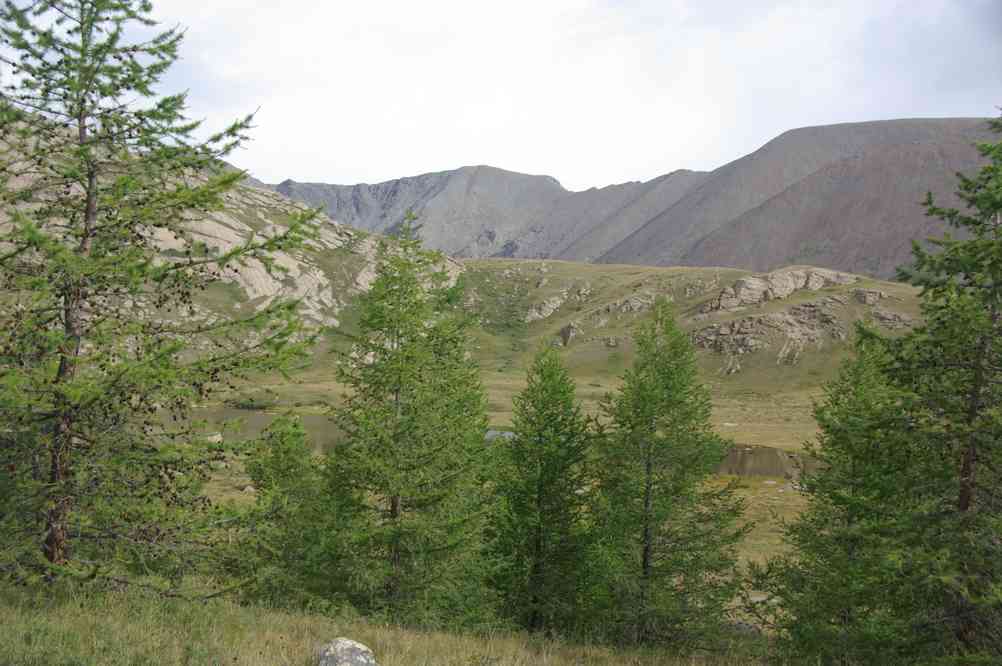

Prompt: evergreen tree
[
  {"left": 592, "top": 299, "right": 746, "bottom": 647},
  {"left": 239, "top": 416, "right": 355, "bottom": 610},
  {"left": 883, "top": 114, "right": 1002, "bottom": 657},
  {"left": 749, "top": 342, "right": 947, "bottom": 663},
  {"left": 0, "top": 0, "right": 315, "bottom": 587},
  {"left": 490, "top": 346, "right": 591, "bottom": 634},
  {"left": 326, "top": 224, "right": 492, "bottom": 626},
  {"left": 756, "top": 116, "right": 1002, "bottom": 664}
]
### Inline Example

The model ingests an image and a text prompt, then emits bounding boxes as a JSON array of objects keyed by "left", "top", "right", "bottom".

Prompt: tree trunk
[
  {"left": 958, "top": 300, "right": 998, "bottom": 513},
  {"left": 43, "top": 109, "right": 97, "bottom": 566},
  {"left": 638, "top": 442, "right": 654, "bottom": 643},
  {"left": 387, "top": 493, "right": 402, "bottom": 603},
  {"left": 528, "top": 523, "right": 543, "bottom": 632}
]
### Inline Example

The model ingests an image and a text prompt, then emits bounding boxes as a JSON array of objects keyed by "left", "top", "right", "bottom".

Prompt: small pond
[{"left": 202, "top": 410, "right": 814, "bottom": 479}]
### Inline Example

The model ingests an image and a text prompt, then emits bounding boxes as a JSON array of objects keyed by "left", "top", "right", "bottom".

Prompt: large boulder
[{"left": 317, "top": 638, "right": 379, "bottom": 666}]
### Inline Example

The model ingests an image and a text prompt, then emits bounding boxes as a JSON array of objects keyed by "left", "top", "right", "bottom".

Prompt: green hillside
[{"left": 204, "top": 200, "right": 920, "bottom": 455}]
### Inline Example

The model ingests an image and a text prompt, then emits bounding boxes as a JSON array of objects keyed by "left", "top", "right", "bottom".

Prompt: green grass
[
  {"left": 230, "top": 258, "right": 918, "bottom": 453},
  {"left": 193, "top": 253, "right": 917, "bottom": 570},
  {"left": 0, "top": 586, "right": 763, "bottom": 665}
]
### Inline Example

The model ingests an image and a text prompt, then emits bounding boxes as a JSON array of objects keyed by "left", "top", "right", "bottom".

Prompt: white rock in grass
[{"left": 317, "top": 638, "right": 379, "bottom": 666}]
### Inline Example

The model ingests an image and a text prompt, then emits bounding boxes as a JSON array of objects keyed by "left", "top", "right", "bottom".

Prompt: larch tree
[
  {"left": 326, "top": 223, "right": 492, "bottom": 627},
  {"left": 592, "top": 298, "right": 746, "bottom": 647},
  {"left": 490, "top": 346, "right": 591, "bottom": 634},
  {"left": 0, "top": 0, "right": 315, "bottom": 588},
  {"left": 885, "top": 113, "right": 1002, "bottom": 657},
  {"left": 756, "top": 114, "right": 1002, "bottom": 664},
  {"left": 749, "top": 341, "right": 944, "bottom": 663}
]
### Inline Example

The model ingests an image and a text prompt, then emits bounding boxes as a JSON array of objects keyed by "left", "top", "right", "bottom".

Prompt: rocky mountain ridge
[{"left": 256, "top": 117, "right": 993, "bottom": 279}]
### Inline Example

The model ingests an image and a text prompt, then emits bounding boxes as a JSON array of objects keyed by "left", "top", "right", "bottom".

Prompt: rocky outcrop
[
  {"left": 694, "top": 297, "right": 849, "bottom": 369},
  {"left": 853, "top": 288, "right": 886, "bottom": 305},
  {"left": 701, "top": 268, "right": 857, "bottom": 313},
  {"left": 593, "top": 291, "right": 657, "bottom": 316},
  {"left": 525, "top": 291, "right": 568, "bottom": 323},
  {"left": 872, "top": 308, "right": 912, "bottom": 329},
  {"left": 317, "top": 638, "right": 379, "bottom": 666},
  {"left": 558, "top": 321, "right": 583, "bottom": 346},
  {"left": 183, "top": 184, "right": 464, "bottom": 329}
]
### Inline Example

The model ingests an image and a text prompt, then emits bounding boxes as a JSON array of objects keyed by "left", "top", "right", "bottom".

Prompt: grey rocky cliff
[{"left": 700, "top": 267, "right": 857, "bottom": 313}]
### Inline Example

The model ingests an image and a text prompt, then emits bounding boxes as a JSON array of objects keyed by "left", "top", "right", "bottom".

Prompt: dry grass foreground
[{"left": 0, "top": 586, "right": 764, "bottom": 665}]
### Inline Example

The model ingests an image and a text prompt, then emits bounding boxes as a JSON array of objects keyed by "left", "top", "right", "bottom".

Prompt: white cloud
[{"left": 153, "top": 0, "right": 1001, "bottom": 190}]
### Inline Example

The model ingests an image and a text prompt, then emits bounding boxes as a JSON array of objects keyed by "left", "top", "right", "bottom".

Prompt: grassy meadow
[
  {"left": 0, "top": 258, "right": 914, "bottom": 665},
  {"left": 196, "top": 256, "right": 916, "bottom": 567},
  {"left": 0, "top": 587, "right": 763, "bottom": 666}
]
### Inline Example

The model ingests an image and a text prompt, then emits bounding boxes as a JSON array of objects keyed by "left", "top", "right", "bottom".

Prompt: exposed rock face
[
  {"left": 701, "top": 268, "right": 857, "bottom": 313},
  {"left": 694, "top": 297, "right": 849, "bottom": 369},
  {"left": 854, "top": 288, "right": 887, "bottom": 305},
  {"left": 872, "top": 308, "right": 912, "bottom": 329},
  {"left": 164, "top": 186, "right": 365, "bottom": 327},
  {"left": 693, "top": 318, "right": 768, "bottom": 357},
  {"left": 317, "top": 638, "right": 379, "bottom": 666},
  {"left": 176, "top": 184, "right": 462, "bottom": 329},
  {"left": 593, "top": 291, "right": 657, "bottom": 317},
  {"left": 559, "top": 321, "right": 582, "bottom": 346},
  {"left": 525, "top": 291, "right": 568, "bottom": 323}
]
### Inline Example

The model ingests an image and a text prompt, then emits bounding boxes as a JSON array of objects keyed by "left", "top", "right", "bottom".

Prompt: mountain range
[{"left": 253, "top": 117, "right": 993, "bottom": 279}]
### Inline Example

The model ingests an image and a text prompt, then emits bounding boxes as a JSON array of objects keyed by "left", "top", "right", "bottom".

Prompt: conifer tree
[
  {"left": 326, "top": 224, "right": 491, "bottom": 626},
  {"left": 883, "top": 114, "right": 1002, "bottom": 657},
  {"left": 0, "top": 0, "right": 315, "bottom": 587},
  {"left": 239, "top": 416, "right": 354, "bottom": 609},
  {"left": 490, "top": 346, "right": 591, "bottom": 633},
  {"left": 592, "top": 299, "right": 745, "bottom": 647},
  {"left": 749, "top": 342, "right": 945, "bottom": 663},
  {"left": 756, "top": 116, "right": 1002, "bottom": 663}
]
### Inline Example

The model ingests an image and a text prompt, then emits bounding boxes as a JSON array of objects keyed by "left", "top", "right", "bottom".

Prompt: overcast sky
[{"left": 155, "top": 0, "right": 1001, "bottom": 191}]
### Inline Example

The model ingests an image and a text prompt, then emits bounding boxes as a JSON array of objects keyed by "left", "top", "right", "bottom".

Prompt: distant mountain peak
[{"left": 252, "top": 117, "right": 994, "bottom": 278}]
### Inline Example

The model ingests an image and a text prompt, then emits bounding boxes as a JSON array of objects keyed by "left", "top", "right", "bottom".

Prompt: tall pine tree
[
  {"left": 490, "top": 346, "right": 591, "bottom": 634},
  {"left": 592, "top": 299, "right": 746, "bottom": 647},
  {"left": 326, "top": 224, "right": 492, "bottom": 626},
  {"left": 0, "top": 0, "right": 315, "bottom": 588}
]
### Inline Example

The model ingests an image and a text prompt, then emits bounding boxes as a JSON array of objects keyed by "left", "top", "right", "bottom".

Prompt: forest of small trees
[{"left": 0, "top": 2, "right": 1001, "bottom": 664}]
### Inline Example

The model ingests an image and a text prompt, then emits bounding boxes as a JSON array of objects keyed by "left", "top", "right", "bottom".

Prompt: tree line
[
  {"left": 237, "top": 226, "right": 746, "bottom": 647},
  {"left": 0, "top": 2, "right": 1000, "bottom": 663}
]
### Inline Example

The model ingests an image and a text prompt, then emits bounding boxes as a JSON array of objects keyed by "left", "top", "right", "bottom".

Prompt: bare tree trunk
[{"left": 42, "top": 103, "right": 97, "bottom": 566}]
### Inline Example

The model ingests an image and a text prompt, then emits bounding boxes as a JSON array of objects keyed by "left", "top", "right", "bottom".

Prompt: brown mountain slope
[
  {"left": 553, "top": 169, "right": 710, "bottom": 261},
  {"left": 681, "top": 139, "right": 983, "bottom": 276},
  {"left": 599, "top": 118, "right": 993, "bottom": 276}
]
